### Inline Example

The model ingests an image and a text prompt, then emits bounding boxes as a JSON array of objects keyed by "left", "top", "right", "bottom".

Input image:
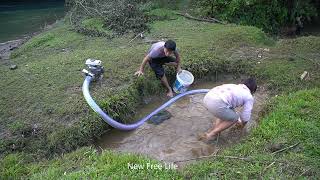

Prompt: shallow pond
[{"left": 95, "top": 76, "right": 269, "bottom": 167}]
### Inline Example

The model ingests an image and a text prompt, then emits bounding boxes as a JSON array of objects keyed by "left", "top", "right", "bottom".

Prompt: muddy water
[{"left": 95, "top": 77, "right": 269, "bottom": 167}]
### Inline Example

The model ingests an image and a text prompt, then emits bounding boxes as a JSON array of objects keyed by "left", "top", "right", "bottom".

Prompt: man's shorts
[
  {"left": 203, "top": 92, "right": 239, "bottom": 121},
  {"left": 149, "top": 56, "right": 176, "bottom": 79}
]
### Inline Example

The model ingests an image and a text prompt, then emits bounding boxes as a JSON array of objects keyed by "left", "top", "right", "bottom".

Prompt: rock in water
[{"left": 9, "top": 64, "right": 17, "bottom": 70}]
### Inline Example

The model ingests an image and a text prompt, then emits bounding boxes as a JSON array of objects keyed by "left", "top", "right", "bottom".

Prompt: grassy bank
[
  {"left": 0, "top": 11, "right": 274, "bottom": 157},
  {"left": 1, "top": 88, "right": 319, "bottom": 179},
  {"left": 1, "top": 8, "right": 320, "bottom": 179},
  {"left": 183, "top": 88, "right": 320, "bottom": 178}
]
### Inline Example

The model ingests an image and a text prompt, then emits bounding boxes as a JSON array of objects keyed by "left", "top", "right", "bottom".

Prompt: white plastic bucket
[{"left": 173, "top": 70, "right": 194, "bottom": 93}]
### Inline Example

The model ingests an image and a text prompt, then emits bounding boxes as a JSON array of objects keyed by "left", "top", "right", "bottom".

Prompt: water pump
[{"left": 82, "top": 58, "right": 104, "bottom": 80}]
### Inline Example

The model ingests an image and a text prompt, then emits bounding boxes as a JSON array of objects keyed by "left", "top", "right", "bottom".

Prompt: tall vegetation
[
  {"left": 192, "top": 0, "right": 318, "bottom": 33},
  {"left": 65, "top": 0, "right": 319, "bottom": 35},
  {"left": 66, "top": 0, "right": 149, "bottom": 36}
]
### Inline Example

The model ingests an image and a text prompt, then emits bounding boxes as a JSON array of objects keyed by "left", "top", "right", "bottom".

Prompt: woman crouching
[{"left": 200, "top": 78, "right": 257, "bottom": 142}]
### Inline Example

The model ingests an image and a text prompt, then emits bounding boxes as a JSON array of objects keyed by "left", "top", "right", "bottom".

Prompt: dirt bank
[{"left": 0, "top": 39, "right": 26, "bottom": 64}]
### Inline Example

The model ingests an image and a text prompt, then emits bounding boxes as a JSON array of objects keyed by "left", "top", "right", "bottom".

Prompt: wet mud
[{"left": 95, "top": 78, "right": 269, "bottom": 167}]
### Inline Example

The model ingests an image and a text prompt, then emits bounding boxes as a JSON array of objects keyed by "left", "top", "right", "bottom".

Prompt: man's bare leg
[{"left": 161, "top": 74, "right": 173, "bottom": 97}]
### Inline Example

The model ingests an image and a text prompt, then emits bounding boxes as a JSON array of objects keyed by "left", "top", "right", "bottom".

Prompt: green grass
[
  {"left": 80, "top": 17, "right": 114, "bottom": 37},
  {"left": 0, "top": 11, "right": 276, "bottom": 157},
  {"left": 0, "top": 20, "right": 160, "bottom": 157},
  {"left": 255, "top": 57, "right": 320, "bottom": 92},
  {"left": 183, "top": 88, "right": 320, "bottom": 179},
  {"left": 1, "top": 147, "right": 183, "bottom": 179},
  {"left": 1, "top": 88, "right": 319, "bottom": 179},
  {"left": 1, "top": 8, "right": 320, "bottom": 179},
  {"left": 145, "top": 8, "right": 177, "bottom": 20}
]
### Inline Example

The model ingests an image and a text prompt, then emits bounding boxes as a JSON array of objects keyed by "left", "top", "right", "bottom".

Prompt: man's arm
[
  {"left": 174, "top": 51, "right": 182, "bottom": 72},
  {"left": 135, "top": 55, "right": 151, "bottom": 76}
]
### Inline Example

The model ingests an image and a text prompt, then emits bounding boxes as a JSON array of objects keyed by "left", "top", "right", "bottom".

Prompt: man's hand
[
  {"left": 177, "top": 66, "right": 182, "bottom": 73},
  {"left": 135, "top": 55, "right": 150, "bottom": 77},
  {"left": 134, "top": 70, "right": 144, "bottom": 77}
]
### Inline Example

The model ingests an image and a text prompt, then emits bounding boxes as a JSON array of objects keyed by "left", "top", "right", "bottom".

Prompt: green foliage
[
  {"left": 81, "top": 18, "right": 103, "bottom": 30},
  {"left": 68, "top": 0, "right": 149, "bottom": 36},
  {"left": 100, "top": 87, "right": 141, "bottom": 123},
  {"left": 193, "top": 0, "right": 318, "bottom": 33},
  {"left": 0, "top": 153, "right": 30, "bottom": 179},
  {"left": 53, "top": 79, "right": 160, "bottom": 156},
  {"left": 95, "top": 76, "right": 162, "bottom": 124},
  {"left": 80, "top": 17, "right": 113, "bottom": 37},
  {"left": 139, "top": 0, "right": 187, "bottom": 10},
  {"left": 145, "top": 8, "right": 177, "bottom": 22}
]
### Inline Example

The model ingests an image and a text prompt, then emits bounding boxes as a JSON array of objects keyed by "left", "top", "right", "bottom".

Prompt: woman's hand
[{"left": 235, "top": 118, "right": 247, "bottom": 129}]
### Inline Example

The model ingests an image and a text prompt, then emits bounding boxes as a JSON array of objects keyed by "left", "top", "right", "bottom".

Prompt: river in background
[{"left": 0, "top": 0, "right": 65, "bottom": 43}]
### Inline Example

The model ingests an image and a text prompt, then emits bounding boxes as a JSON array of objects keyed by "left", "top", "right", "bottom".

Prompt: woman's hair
[{"left": 243, "top": 77, "right": 257, "bottom": 94}]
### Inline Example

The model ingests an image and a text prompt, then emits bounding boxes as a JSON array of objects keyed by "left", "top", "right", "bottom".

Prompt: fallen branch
[
  {"left": 75, "top": 0, "right": 103, "bottom": 17},
  {"left": 141, "top": 39, "right": 160, "bottom": 44},
  {"left": 299, "top": 168, "right": 311, "bottom": 176},
  {"left": 76, "top": 0, "right": 93, "bottom": 16},
  {"left": 128, "top": 31, "right": 145, "bottom": 45},
  {"left": 260, "top": 161, "right": 275, "bottom": 176},
  {"left": 208, "top": 17, "right": 226, "bottom": 24},
  {"left": 263, "top": 161, "right": 275, "bottom": 170},
  {"left": 69, "top": 11, "right": 74, "bottom": 25},
  {"left": 175, "top": 142, "right": 298, "bottom": 163},
  {"left": 271, "top": 142, "right": 299, "bottom": 155},
  {"left": 215, "top": 133, "right": 220, "bottom": 149},
  {"left": 175, "top": 12, "right": 226, "bottom": 24}
]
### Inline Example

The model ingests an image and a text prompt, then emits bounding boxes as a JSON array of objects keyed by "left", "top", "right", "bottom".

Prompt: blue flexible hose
[{"left": 82, "top": 76, "right": 210, "bottom": 130}]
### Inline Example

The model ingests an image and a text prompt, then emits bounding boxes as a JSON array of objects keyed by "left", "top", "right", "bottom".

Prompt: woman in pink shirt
[{"left": 199, "top": 78, "right": 257, "bottom": 142}]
